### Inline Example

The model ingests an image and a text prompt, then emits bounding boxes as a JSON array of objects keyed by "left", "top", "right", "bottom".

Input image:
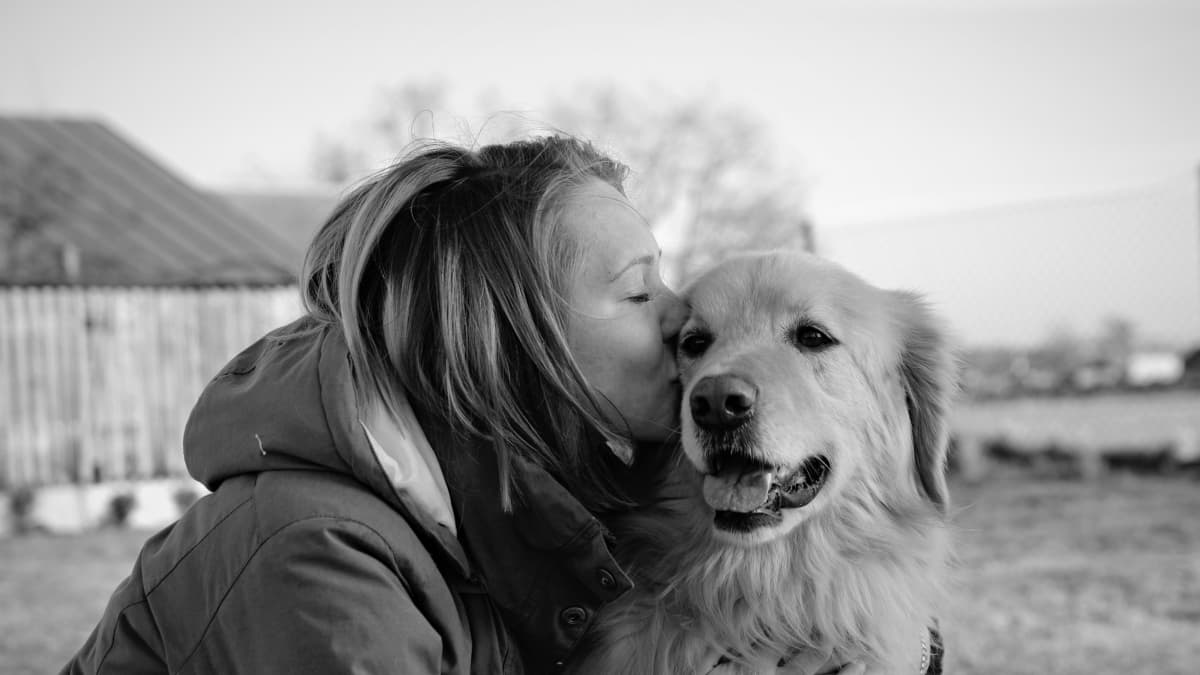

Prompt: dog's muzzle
[{"left": 689, "top": 374, "right": 832, "bottom": 533}]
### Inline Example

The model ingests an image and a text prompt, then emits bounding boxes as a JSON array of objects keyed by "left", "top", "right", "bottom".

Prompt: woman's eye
[
  {"left": 794, "top": 326, "right": 835, "bottom": 349},
  {"left": 627, "top": 293, "right": 652, "bottom": 304},
  {"left": 678, "top": 332, "right": 712, "bottom": 358}
]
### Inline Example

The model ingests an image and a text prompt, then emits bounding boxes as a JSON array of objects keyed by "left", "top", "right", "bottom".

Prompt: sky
[{"left": 2, "top": 0, "right": 1199, "bottom": 348}]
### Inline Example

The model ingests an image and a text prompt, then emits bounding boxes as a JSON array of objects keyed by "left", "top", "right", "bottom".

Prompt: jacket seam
[
  {"left": 93, "top": 494, "right": 254, "bottom": 672},
  {"left": 552, "top": 517, "right": 603, "bottom": 554},
  {"left": 94, "top": 599, "right": 149, "bottom": 674},
  {"left": 143, "top": 495, "right": 254, "bottom": 597},
  {"left": 175, "top": 514, "right": 402, "bottom": 672}
]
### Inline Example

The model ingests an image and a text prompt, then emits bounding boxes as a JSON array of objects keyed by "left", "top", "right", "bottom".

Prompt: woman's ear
[{"left": 891, "top": 291, "right": 958, "bottom": 512}]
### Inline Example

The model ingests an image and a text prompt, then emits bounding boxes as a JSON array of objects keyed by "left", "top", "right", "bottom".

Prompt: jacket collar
[
  {"left": 427, "top": 422, "right": 635, "bottom": 666},
  {"left": 429, "top": 419, "right": 620, "bottom": 564},
  {"left": 360, "top": 397, "right": 457, "bottom": 537},
  {"left": 313, "top": 329, "right": 474, "bottom": 578}
]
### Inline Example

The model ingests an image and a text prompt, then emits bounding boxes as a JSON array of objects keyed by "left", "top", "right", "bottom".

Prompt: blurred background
[{"left": 1, "top": 1, "right": 1198, "bottom": 673}]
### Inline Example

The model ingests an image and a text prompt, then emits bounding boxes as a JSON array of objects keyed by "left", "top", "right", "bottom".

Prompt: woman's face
[{"left": 562, "top": 179, "right": 686, "bottom": 442}]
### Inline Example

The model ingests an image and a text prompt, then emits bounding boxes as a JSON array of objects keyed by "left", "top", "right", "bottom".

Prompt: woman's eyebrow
[{"left": 608, "top": 250, "right": 662, "bottom": 282}]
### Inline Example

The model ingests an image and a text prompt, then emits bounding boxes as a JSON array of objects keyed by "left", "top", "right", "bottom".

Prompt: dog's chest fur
[{"left": 574, "top": 449, "right": 948, "bottom": 675}]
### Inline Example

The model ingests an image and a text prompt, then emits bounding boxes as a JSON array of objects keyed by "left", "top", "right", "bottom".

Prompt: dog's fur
[{"left": 573, "top": 252, "right": 956, "bottom": 674}]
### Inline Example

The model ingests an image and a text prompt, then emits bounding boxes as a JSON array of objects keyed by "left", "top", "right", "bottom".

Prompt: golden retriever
[{"left": 574, "top": 251, "right": 955, "bottom": 674}]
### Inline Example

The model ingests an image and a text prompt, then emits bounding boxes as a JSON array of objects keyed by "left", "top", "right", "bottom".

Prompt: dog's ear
[{"left": 891, "top": 291, "right": 957, "bottom": 512}]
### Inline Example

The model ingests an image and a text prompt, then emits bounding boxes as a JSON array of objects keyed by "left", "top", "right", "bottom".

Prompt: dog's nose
[{"left": 690, "top": 374, "right": 757, "bottom": 431}]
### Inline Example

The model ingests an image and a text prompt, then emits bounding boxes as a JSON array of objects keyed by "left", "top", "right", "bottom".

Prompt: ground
[
  {"left": 1, "top": 526, "right": 149, "bottom": 674},
  {"left": 2, "top": 474, "right": 1197, "bottom": 674},
  {"left": 943, "top": 473, "right": 1200, "bottom": 675}
]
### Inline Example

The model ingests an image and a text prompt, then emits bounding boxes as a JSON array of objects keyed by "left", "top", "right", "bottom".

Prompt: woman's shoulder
[
  {"left": 86, "top": 470, "right": 480, "bottom": 674},
  {"left": 145, "top": 472, "right": 437, "bottom": 588},
  {"left": 248, "top": 470, "right": 436, "bottom": 566}
]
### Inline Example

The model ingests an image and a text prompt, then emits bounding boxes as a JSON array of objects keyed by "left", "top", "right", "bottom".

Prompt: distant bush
[
  {"left": 108, "top": 492, "right": 137, "bottom": 528},
  {"left": 10, "top": 486, "right": 38, "bottom": 534},
  {"left": 172, "top": 485, "right": 200, "bottom": 514}
]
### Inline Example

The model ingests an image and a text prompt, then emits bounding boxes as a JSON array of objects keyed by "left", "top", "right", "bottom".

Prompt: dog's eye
[
  {"left": 794, "top": 326, "right": 835, "bottom": 349},
  {"left": 678, "top": 332, "right": 712, "bottom": 358}
]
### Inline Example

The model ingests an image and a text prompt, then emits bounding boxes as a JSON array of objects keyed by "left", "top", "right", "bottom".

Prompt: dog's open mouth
[{"left": 704, "top": 453, "right": 831, "bottom": 531}]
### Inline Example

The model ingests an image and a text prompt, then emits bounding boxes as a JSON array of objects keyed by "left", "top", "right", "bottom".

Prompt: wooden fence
[{"left": 1, "top": 286, "right": 302, "bottom": 488}]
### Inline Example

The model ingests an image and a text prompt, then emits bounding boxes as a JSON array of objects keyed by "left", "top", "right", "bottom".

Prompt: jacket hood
[{"left": 183, "top": 316, "right": 468, "bottom": 574}]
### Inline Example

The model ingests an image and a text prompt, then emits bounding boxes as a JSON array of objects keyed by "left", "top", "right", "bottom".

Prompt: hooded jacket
[{"left": 61, "top": 316, "right": 634, "bottom": 674}]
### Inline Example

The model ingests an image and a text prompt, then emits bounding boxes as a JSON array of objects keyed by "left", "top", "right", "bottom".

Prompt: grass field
[
  {"left": 2, "top": 474, "right": 1198, "bottom": 674},
  {"left": 943, "top": 474, "right": 1200, "bottom": 674}
]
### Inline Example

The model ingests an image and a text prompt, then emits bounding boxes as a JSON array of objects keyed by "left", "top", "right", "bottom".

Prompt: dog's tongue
[{"left": 703, "top": 467, "right": 773, "bottom": 512}]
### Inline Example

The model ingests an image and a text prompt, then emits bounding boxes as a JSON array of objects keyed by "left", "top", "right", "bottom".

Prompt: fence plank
[
  {"left": 0, "top": 290, "right": 15, "bottom": 488},
  {"left": 99, "top": 290, "right": 122, "bottom": 481},
  {"left": 43, "top": 288, "right": 63, "bottom": 482},
  {"left": 28, "top": 289, "right": 46, "bottom": 483},
  {"left": 83, "top": 287, "right": 103, "bottom": 482},
  {"left": 12, "top": 289, "right": 32, "bottom": 485},
  {"left": 130, "top": 289, "right": 153, "bottom": 478},
  {"left": 72, "top": 289, "right": 92, "bottom": 483}
]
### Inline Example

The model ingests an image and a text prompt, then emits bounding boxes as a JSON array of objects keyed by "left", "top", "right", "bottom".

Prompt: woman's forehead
[{"left": 563, "top": 180, "right": 658, "bottom": 267}]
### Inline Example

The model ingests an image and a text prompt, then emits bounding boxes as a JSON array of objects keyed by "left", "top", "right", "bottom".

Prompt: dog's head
[{"left": 678, "top": 251, "right": 956, "bottom": 545}]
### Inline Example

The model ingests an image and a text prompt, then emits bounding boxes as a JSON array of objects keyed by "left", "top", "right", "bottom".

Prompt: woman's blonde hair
[{"left": 302, "top": 136, "right": 635, "bottom": 511}]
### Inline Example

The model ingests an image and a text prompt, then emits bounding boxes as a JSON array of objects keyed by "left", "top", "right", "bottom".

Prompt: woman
[{"left": 62, "top": 136, "right": 903, "bottom": 674}]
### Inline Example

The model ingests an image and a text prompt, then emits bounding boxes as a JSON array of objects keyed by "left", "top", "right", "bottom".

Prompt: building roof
[
  {"left": 0, "top": 116, "right": 299, "bottom": 286},
  {"left": 215, "top": 189, "right": 339, "bottom": 274}
]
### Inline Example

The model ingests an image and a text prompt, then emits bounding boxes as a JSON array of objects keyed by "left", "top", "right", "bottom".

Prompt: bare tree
[
  {"left": 1097, "top": 316, "right": 1136, "bottom": 363},
  {"left": 310, "top": 135, "right": 363, "bottom": 185},
  {"left": 310, "top": 82, "right": 450, "bottom": 183},
  {"left": 546, "top": 85, "right": 810, "bottom": 282}
]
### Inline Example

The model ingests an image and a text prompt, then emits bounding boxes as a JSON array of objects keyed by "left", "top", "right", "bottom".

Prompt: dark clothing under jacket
[{"left": 61, "top": 316, "right": 634, "bottom": 674}]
